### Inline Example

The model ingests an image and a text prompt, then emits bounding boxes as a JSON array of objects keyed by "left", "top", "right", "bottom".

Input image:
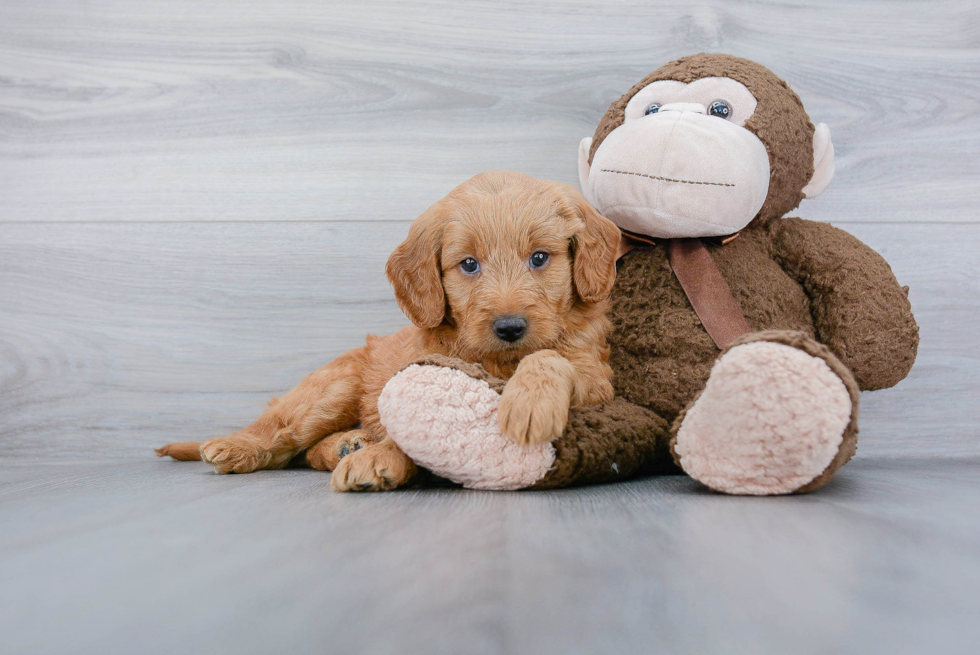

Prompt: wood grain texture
[
  {"left": 0, "top": 2, "right": 976, "bottom": 454},
  {"left": 2, "top": 2, "right": 980, "bottom": 652},
  {"left": 2, "top": 1, "right": 979, "bottom": 224},
  {"left": 0, "top": 221, "right": 411, "bottom": 456},
  {"left": 2, "top": 221, "right": 976, "bottom": 457},
  {"left": 1, "top": 457, "right": 978, "bottom": 654}
]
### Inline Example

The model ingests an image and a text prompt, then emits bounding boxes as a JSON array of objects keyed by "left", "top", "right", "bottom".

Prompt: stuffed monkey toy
[{"left": 378, "top": 53, "right": 919, "bottom": 495}]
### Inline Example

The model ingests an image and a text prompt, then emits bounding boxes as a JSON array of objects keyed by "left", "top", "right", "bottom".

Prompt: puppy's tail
[{"left": 155, "top": 441, "right": 203, "bottom": 461}]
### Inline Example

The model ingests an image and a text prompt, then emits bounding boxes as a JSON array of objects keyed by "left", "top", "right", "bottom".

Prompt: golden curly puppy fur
[{"left": 156, "top": 171, "right": 620, "bottom": 492}]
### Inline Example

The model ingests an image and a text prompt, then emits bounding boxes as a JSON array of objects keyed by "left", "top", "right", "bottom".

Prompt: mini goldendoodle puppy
[{"left": 157, "top": 171, "right": 621, "bottom": 491}]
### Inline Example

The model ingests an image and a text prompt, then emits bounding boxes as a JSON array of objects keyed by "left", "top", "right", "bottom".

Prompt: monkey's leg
[{"left": 671, "top": 330, "right": 860, "bottom": 495}]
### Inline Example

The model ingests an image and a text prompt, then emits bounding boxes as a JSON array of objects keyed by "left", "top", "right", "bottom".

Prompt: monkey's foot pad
[
  {"left": 378, "top": 364, "right": 555, "bottom": 490},
  {"left": 674, "top": 341, "right": 852, "bottom": 495}
]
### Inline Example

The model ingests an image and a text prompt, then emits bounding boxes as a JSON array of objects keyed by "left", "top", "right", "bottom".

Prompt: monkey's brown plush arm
[
  {"left": 531, "top": 398, "right": 671, "bottom": 488},
  {"left": 379, "top": 355, "right": 672, "bottom": 489},
  {"left": 769, "top": 217, "right": 919, "bottom": 390}
]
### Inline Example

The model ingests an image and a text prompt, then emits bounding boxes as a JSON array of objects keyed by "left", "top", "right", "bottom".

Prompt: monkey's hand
[{"left": 378, "top": 358, "right": 556, "bottom": 490}]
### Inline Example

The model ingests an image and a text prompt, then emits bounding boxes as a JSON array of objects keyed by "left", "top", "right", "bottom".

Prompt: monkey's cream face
[{"left": 581, "top": 77, "right": 771, "bottom": 239}]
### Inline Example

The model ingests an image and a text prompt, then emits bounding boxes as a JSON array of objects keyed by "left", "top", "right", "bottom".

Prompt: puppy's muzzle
[{"left": 493, "top": 316, "right": 527, "bottom": 343}]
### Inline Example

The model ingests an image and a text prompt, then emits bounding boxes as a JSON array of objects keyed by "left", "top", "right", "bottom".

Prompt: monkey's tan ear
[
  {"left": 802, "top": 123, "right": 835, "bottom": 199},
  {"left": 563, "top": 185, "right": 620, "bottom": 303},
  {"left": 386, "top": 202, "right": 452, "bottom": 328},
  {"left": 578, "top": 137, "right": 596, "bottom": 206}
]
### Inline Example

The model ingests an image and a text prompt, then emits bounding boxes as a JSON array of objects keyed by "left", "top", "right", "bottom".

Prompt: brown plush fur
[
  {"left": 156, "top": 171, "right": 620, "bottom": 491},
  {"left": 395, "top": 354, "right": 671, "bottom": 488},
  {"left": 589, "top": 53, "right": 816, "bottom": 225},
  {"left": 592, "top": 211, "right": 918, "bottom": 492},
  {"left": 607, "top": 220, "right": 918, "bottom": 420},
  {"left": 541, "top": 54, "right": 919, "bottom": 491}
]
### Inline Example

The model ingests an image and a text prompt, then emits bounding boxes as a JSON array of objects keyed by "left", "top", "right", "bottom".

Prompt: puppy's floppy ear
[
  {"left": 386, "top": 200, "right": 453, "bottom": 328},
  {"left": 562, "top": 185, "right": 621, "bottom": 303}
]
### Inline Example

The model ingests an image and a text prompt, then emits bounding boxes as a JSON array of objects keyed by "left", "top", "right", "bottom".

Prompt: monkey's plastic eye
[
  {"left": 459, "top": 258, "right": 479, "bottom": 274},
  {"left": 529, "top": 252, "right": 550, "bottom": 269},
  {"left": 708, "top": 100, "right": 732, "bottom": 119},
  {"left": 645, "top": 104, "right": 661, "bottom": 115}
]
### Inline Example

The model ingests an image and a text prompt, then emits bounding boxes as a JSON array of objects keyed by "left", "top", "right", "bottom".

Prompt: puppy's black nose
[{"left": 493, "top": 316, "right": 527, "bottom": 343}]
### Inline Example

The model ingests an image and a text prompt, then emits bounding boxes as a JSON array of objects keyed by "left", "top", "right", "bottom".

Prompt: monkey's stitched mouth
[{"left": 601, "top": 168, "right": 735, "bottom": 188}]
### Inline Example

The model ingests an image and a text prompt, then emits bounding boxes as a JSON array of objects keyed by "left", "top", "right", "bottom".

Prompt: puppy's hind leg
[
  {"left": 191, "top": 348, "right": 367, "bottom": 474},
  {"left": 305, "top": 429, "right": 382, "bottom": 471},
  {"left": 331, "top": 437, "right": 416, "bottom": 492}
]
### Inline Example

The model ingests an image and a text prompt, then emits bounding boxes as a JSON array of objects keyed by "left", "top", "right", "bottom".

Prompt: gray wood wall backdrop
[{"left": 1, "top": 0, "right": 978, "bottom": 459}]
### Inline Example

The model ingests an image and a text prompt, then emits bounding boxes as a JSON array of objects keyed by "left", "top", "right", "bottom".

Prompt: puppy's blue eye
[
  {"left": 529, "top": 252, "right": 550, "bottom": 269},
  {"left": 708, "top": 100, "right": 732, "bottom": 119},
  {"left": 645, "top": 104, "right": 661, "bottom": 115},
  {"left": 460, "top": 258, "right": 479, "bottom": 274}
]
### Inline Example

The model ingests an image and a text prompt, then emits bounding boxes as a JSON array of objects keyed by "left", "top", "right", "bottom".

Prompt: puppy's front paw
[
  {"left": 331, "top": 441, "right": 416, "bottom": 492},
  {"left": 499, "top": 373, "right": 572, "bottom": 445},
  {"left": 200, "top": 437, "right": 267, "bottom": 474}
]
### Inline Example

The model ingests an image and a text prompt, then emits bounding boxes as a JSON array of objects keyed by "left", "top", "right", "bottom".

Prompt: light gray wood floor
[
  {"left": 2, "top": 457, "right": 980, "bottom": 654},
  {"left": 2, "top": 1, "right": 979, "bottom": 653}
]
